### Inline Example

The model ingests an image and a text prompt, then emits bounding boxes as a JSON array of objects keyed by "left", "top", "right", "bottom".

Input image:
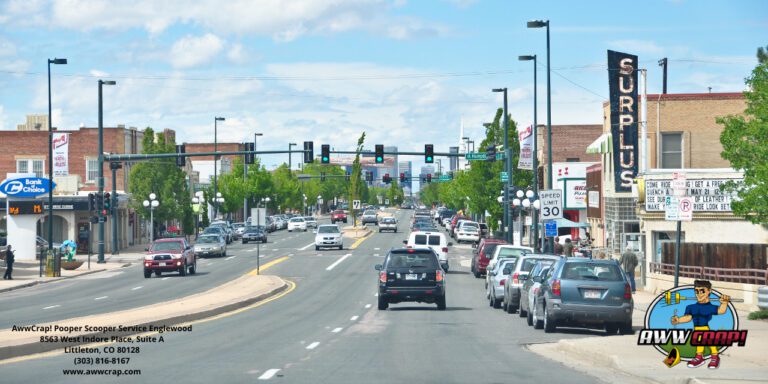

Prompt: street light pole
[
  {"left": 493, "top": 88, "right": 511, "bottom": 243},
  {"left": 519, "top": 54, "right": 540, "bottom": 250},
  {"left": 213, "top": 117, "right": 225, "bottom": 219},
  {"left": 244, "top": 133, "right": 263, "bottom": 224},
  {"left": 97, "top": 79, "right": 116, "bottom": 264},
  {"left": 288, "top": 142, "right": 297, "bottom": 171},
  {"left": 45, "top": 57, "right": 66, "bottom": 277},
  {"left": 528, "top": 19, "right": 552, "bottom": 189}
]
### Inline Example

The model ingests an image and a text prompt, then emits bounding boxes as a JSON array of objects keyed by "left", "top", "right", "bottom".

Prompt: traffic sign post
[
  {"left": 664, "top": 194, "right": 693, "bottom": 287},
  {"left": 352, "top": 200, "right": 361, "bottom": 210},
  {"left": 538, "top": 189, "right": 563, "bottom": 253},
  {"left": 500, "top": 172, "right": 508, "bottom": 182},
  {"left": 544, "top": 221, "right": 558, "bottom": 237}
]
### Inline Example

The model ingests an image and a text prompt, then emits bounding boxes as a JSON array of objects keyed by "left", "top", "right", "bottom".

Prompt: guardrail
[{"left": 649, "top": 262, "right": 768, "bottom": 285}]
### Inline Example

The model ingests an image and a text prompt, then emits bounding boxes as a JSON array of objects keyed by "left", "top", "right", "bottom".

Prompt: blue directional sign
[
  {"left": 0, "top": 177, "right": 56, "bottom": 198},
  {"left": 544, "top": 221, "right": 558, "bottom": 237}
]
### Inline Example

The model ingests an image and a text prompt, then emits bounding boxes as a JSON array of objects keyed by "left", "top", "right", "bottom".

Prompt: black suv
[{"left": 375, "top": 248, "right": 446, "bottom": 310}]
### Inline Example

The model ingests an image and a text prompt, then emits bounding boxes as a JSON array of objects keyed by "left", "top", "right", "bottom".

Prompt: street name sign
[
  {"left": 465, "top": 152, "right": 506, "bottom": 161},
  {"left": 500, "top": 172, "right": 508, "bottom": 182},
  {"left": 539, "top": 189, "right": 563, "bottom": 220}
]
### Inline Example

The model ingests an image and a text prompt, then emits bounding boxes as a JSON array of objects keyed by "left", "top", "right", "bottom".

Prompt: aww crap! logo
[
  {"left": 53, "top": 133, "right": 68, "bottom": 149},
  {"left": 638, "top": 280, "right": 747, "bottom": 369},
  {"left": 518, "top": 125, "right": 532, "bottom": 141}
]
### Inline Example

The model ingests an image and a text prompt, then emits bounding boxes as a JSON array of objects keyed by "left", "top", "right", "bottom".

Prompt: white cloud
[
  {"left": 170, "top": 33, "right": 224, "bottom": 68},
  {"left": 226, "top": 43, "right": 247, "bottom": 64},
  {"left": 0, "top": 38, "right": 17, "bottom": 57},
  {"left": 89, "top": 69, "right": 110, "bottom": 77}
]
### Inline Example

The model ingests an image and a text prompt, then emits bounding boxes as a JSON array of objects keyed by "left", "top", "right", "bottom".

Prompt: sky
[{"left": 0, "top": 0, "right": 765, "bottom": 185}]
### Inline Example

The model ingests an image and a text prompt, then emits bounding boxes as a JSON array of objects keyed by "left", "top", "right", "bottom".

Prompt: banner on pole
[
  {"left": 52, "top": 132, "right": 69, "bottom": 176},
  {"left": 517, "top": 124, "right": 533, "bottom": 170}
]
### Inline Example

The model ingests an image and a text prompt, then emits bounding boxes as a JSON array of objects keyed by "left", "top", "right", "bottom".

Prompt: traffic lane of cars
[{"left": 0, "top": 230, "right": 309, "bottom": 329}]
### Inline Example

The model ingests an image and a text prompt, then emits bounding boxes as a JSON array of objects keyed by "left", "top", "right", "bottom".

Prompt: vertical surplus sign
[{"left": 607, "top": 50, "right": 638, "bottom": 192}]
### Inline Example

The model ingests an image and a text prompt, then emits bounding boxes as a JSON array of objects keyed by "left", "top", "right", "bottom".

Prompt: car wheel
[
  {"left": 144, "top": 270, "right": 151, "bottom": 278},
  {"left": 436, "top": 295, "right": 446, "bottom": 310},
  {"left": 527, "top": 310, "right": 534, "bottom": 326},
  {"left": 518, "top": 297, "right": 526, "bottom": 317},
  {"left": 189, "top": 261, "right": 197, "bottom": 275},
  {"left": 605, "top": 323, "right": 619, "bottom": 335},
  {"left": 378, "top": 296, "right": 388, "bottom": 310},
  {"left": 315, "top": 246, "right": 320, "bottom": 251},
  {"left": 154, "top": 271, "right": 162, "bottom": 277},
  {"left": 619, "top": 321, "right": 634, "bottom": 335},
  {"left": 338, "top": 245, "right": 343, "bottom": 250},
  {"left": 543, "top": 305, "right": 556, "bottom": 333},
  {"left": 263, "top": 239, "right": 267, "bottom": 244},
  {"left": 492, "top": 292, "right": 501, "bottom": 309},
  {"left": 243, "top": 240, "right": 248, "bottom": 244}
]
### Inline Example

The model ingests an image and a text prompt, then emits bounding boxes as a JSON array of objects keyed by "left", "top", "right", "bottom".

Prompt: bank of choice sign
[
  {"left": 0, "top": 177, "right": 55, "bottom": 198},
  {"left": 608, "top": 50, "right": 638, "bottom": 193}
]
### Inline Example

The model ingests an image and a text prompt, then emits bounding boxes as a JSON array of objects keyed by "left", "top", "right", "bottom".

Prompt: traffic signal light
[
  {"left": 303, "top": 141, "right": 314, "bottom": 163},
  {"left": 95, "top": 192, "right": 104, "bottom": 211},
  {"left": 244, "top": 142, "right": 255, "bottom": 164},
  {"left": 88, "top": 193, "right": 96, "bottom": 212},
  {"left": 175, "top": 144, "right": 186, "bottom": 167},
  {"left": 400, "top": 173, "right": 405, "bottom": 183},
  {"left": 383, "top": 173, "right": 391, "bottom": 184},
  {"left": 486, "top": 145, "right": 496, "bottom": 162},
  {"left": 426, "top": 174, "right": 432, "bottom": 183},
  {"left": 425, "top": 144, "right": 434, "bottom": 163},
  {"left": 321, "top": 144, "right": 330, "bottom": 164},
  {"left": 375, "top": 144, "right": 384, "bottom": 164},
  {"left": 366, "top": 171, "right": 373, "bottom": 183},
  {"left": 104, "top": 192, "right": 111, "bottom": 212}
]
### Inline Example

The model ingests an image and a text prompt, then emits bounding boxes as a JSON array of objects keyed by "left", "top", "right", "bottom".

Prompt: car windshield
[
  {"left": 151, "top": 242, "right": 183, "bottom": 251},
  {"left": 386, "top": 251, "right": 438, "bottom": 269},
  {"left": 318, "top": 226, "right": 340, "bottom": 234},
  {"left": 562, "top": 263, "right": 624, "bottom": 281},
  {"left": 364, "top": 211, "right": 375, "bottom": 215},
  {"left": 204, "top": 227, "right": 222, "bottom": 233},
  {"left": 246, "top": 228, "right": 263, "bottom": 233},
  {"left": 483, "top": 244, "right": 499, "bottom": 255},
  {"left": 197, "top": 236, "right": 219, "bottom": 244},
  {"left": 498, "top": 248, "right": 529, "bottom": 259},
  {"left": 290, "top": 218, "right": 304, "bottom": 222},
  {"left": 462, "top": 222, "right": 479, "bottom": 228}
]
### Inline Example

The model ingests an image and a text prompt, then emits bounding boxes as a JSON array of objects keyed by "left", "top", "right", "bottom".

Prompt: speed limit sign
[{"left": 538, "top": 189, "right": 563, "bottom": 220}]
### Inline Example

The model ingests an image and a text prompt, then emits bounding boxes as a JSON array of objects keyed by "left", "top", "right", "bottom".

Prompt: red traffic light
[{"left": 400, "top": 173, "right": 405, "bottom": 182}]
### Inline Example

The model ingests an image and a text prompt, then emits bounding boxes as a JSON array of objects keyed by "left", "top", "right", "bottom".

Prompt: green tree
[
  {"left": 348, "top": 133, "right": 366, "bottom": 226},
  {"left": 758, "top": 44, "right": 768, "bottom": 64},
  {"left": 717, "top": 62, "right": 768, "bottom": 225}
]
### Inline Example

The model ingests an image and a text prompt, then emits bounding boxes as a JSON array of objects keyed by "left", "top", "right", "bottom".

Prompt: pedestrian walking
[
  {"left": 3, "top": 244, "right": 15, "bottom": 280},
  {"left": 554, "top": 236, "right": 563, "bottom": 255},
  {"left": 563, "top": 238, "right": 574, "bottom": 257},
  {"left": 620, "top": 244, "right": 639, "bottom": 292}
]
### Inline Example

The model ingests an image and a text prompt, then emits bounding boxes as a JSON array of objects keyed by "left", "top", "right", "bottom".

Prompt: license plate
[
  {"left": 584, "top": 290, "right": 601, "bottom": 299},
  {"left": 405, "top": 274, "right": 419, "bottom": 280},
  {"left": 159, "top": 262, "right": 167, "bottom": 266}
]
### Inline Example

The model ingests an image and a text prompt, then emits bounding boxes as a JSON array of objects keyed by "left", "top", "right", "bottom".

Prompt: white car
[
  {"left": 455, "top": 221, "right": 481, "bottom": 243},
  {"left": 303, "top": 216, "right": 318, "bottom": 228},
  {"left": 485, "top": 245, "right": 533, "bottom": 291},
  {"left": 487, "top": 259, "right": 518, "bottom": 308},
  {"left": 405, "top": 231, "right": 451, "bottom": 271},
  {"left": 315, "top": 224, "right": 343, "bottom": 250},
  {"left": 378, "top": 217, "right": 397, "bottom": 232},
  {"left": 287, "top": 217, "right": 307, "bottom": 232},
  {"left": 442, "top": 217, "right": 452, "bottom": 228}
]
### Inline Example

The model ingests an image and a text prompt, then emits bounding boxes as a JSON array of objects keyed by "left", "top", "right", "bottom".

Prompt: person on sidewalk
[
  {"left": 553, "top": 237, "right": 563, "bottom": 255},
  {"left": 563, "top": 238, "right": 574, "bottom": 257},
  {"left": 619, "top": 244, "right": 638, "bottom": 292},
  {"left": 671, "top": 279, "right": 729, "bottom": 369},
  {"left": 3, "top": 244, "right": 15, "bottom": 280}
]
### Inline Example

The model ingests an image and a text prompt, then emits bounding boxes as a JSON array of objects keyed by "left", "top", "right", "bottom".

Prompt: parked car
[
  {"left": 361, "top": 210, "right": 378, "bottom": 225},
  {"left": 232, "top": 222, "right": 246, "bottom": 239},
  {"left": 375, "top": 248, "right": 446, "bottom": 310},
  {"left": 448, "top": 215, "right": 469, "bottom": 238},
  {"left": 330, "top": 210, "right": 348, "bottom": 224},
  {"left": 485, "top": 245, "right": 534, "bottom": 290},
  {"left": 143, "top": 238, "right": 196, "bottom": 278},
  {"left": 202, "top": 226, "right": 230, "bottom": 244},
  {"left": 194, "top": 234, "right": 227, "bottom": 258},
  {"left": 303, "top": 216, "right": 318, "bottom": 229},
  {"left": 520, "top": 259, "right": 559, "bottom": 323},
  {"left": 287, "top": 217, "right": 307, "bottom": 232},
  {"left": 529, "top": 258, "right": 633, "bottom": 334},
  {"left": 378, "top": 217, "right": 397, "bottom": 232},
  {"left": 455, "top": 220, "right": 481, "bottom": 243},
  {"left": 504, "top": 254, "right": 560, "bottom": 314},
  {"left": 315, "top": 224, "right": 343, "bottom": 250},
  {"left": 487, "top": 258, "right": 519, "bottom": 308},
  {"left": 471, "top": 238, "right": 507, "bottom": 278},
  {"left": 210, "top": 221, "right": 234, "bottom": 242},
  {"left": 265, "top": 217, "right": 276, "bottom": 232},
  {"left": 478, "top": 223, "right": 489, "bottom": 238},
  {"left": 242, "top": 227, "right": 267, "bottom": 244},
  {"left": 404, "top": 231, "right": 451, "bottom": 271}
]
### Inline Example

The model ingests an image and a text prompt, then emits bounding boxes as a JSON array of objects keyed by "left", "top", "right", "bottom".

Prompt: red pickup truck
[
  {"left": 143, "top": 238, "right": 196, "bottom": 278},
  {"left": 331, "top": 210, "right": 348, "bottom": 224}
]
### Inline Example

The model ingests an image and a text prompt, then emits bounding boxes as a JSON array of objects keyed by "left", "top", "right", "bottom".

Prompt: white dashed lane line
[
  {"left": 298, "top": 242, "right": 315, "bottom": 251},
  {"left": 225, "top": 256, "right": 236, "bottom": 260},
  {"left": 332, "top": 327, "right": 343, "bottom": 333},
  {"left": 42, "top": 305, "right": 60, "bottom": 310},
  {"left": 326, "top": 253, "right": 352, "bottom": 271},
  {"left": 306, "top": 342, "right": 320, "bottom": 350},
  {"left": 350, "top": 316, "right": 359, "bottom": 321},
  {"left": 258, "top": 369, "right": 280, "bottom": 380},
  {"left": 94, "top": 296, "right": 108, "bottom": 301},
  {"left": 364, "top": 304, "right": 372, "bottom": 309},
  {"left": 162, "top": 277, "right": 170, "bottom": 281},
  {"left": 131, "top": 286, "right": 143, "bottom": 291}
]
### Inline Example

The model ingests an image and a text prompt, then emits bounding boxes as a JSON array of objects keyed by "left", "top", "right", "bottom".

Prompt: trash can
[{"left": 45, "top": 249, "right": 61, "bottom": 277}]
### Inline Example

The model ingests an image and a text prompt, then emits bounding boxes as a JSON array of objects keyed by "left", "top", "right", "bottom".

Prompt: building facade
[{"left": 537, "top": 124, "right": 603, "bottom": 189}]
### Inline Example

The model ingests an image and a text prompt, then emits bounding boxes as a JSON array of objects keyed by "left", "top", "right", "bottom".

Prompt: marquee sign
[{"left": 607, "top": 50, "right": 639, "bottom": 193}]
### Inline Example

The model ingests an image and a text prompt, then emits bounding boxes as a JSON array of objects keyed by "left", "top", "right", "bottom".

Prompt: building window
[
  {"left": 566, "top": 157, "right": 580, "bottom": 162},
  {"left": 661, "top": 133, "right": 682, "bottom": 169},
  {"left": 86, "top": 158, "right": 99, "bottom": 182},
  {"left": 16, "top": 159, "right": 45, "bottom": 177}
]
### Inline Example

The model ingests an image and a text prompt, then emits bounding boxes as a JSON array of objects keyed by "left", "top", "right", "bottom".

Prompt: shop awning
[
  {"left": 586, "top": 133, "right": 612, "bottom": 154},
  {"left": 537, "top": 218, "right": 591, "bottom": 229}
]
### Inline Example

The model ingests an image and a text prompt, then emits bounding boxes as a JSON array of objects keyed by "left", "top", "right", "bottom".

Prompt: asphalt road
[{"left": 1, "top": 209, "right": 606, "bottom": 383}]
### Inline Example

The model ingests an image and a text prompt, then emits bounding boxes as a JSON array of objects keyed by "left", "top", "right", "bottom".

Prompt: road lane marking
[
  {"left": 247, "top": 256, "right": 290, "bottom": 276},
  {"left": 131, "top": 286, "right": 143, "bottom": 291},
  {"left": 306, "top": 342, "right": 320, "bottom": 350},
  {"left": 350, "top": 316, "right": 359, "bottom": 321},
  {"left": 326, "top": 253, "right": 352, "bottom": 271},
  {"left": 162, "top": 277, "right": 170, "bottom": 281},
  {"left": 258, "top": 369, "right": 280, "bottom": 380},
  {"left": 332, "top": 327, "right": 343, "bottom": 333},
  {"left": 374, "top": 293, "right": 378, "bottom": 296},
  {"left": 374, "top": 248, "right": 380, "bottom": 250},
  {"left": 42, "top": 305, "right": 60, "bottom": 310},
  {"left": 373, "top": 254, "right": 379, "bottom": 257},
  {"left": 349, "top": 232, "right": 373, "bottom": 250},
  {"left": 298, "top": 242, "right": 315, "bottom": 251},
  {"left": 364, "top": 304, "right": 371, "bottom": 309},
  {"left": 225, "top": 256, "right": 236, "bottom": 260},
  {"left": 94, "top": 296, "right": 108, "bottom": 301}
]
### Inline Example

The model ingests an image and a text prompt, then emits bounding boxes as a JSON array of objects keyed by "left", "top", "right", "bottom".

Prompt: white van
[{"left": 404, "top": 231, "right": 452, "bottom": 271}]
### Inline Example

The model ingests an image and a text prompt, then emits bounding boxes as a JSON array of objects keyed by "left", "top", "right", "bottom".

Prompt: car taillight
[
  {"left": 436, "top": 270, "right": 444, "bottom": 282},
  {"left": 500, "top": 279, "right": 506, "bottom": 286},
  {"left": 379, "top": 272, "right": 387, "bottom": 283},
  {"left": 624, "top": 283, "right": 632, "bottom": 299},
  {"left": 441, "top": 247, "right": 448, "bottom": 253},
  {"left": 552, "top": 279, "right": 561, "bottom": 296},
  {"left": 512, "top": 272, "right": 520, "bottom": 285}
]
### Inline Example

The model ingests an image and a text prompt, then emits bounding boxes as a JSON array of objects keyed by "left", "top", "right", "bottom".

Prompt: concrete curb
[
  {"left": 0, "top": 265, "right": 131, "bottom": 294},
  {"left": 0, "top": 278, "right": 289, "bottom": 361}
]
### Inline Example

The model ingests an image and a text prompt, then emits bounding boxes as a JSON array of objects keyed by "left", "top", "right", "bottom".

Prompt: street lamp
[
  {"left": 213, "top": 116, "right": 225, "bottom": 219},
  {"left": 519, "top": 54, "right": 540, "bottom": 250},
  {"left": 97, "top": 79, "right": 116, "bottom": 264},
  {"left": 44, "top": 57, "right": 66, "bottom": 277},
  {"left": 492, "top": 87, "right": 511, "bottom": 243},
  {"left": 213, "top": 192, "right": 225, "bottom": 220},
  {"left": 288, "top": 142, "right": 297, "bottom": 171},
  {"left": 192, "top": 191, "right": 204, "bottom": 239},
  {"left": 527, "top": 19, "right": 552, "bottom": 189},
  {"left": 513, "top": 189, "right": 541, "bottom": 249},
  {"left": 142, "top": 193, "right": 159, "bottom": 244}
]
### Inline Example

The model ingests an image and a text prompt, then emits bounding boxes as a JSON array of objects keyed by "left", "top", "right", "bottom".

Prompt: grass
[{"left": 748, "top": 309, "right": 768, "bottom": 320}]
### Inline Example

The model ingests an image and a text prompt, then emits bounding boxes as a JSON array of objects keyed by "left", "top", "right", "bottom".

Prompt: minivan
[{"left": 404, "top": 231, "right": 452, "bottom": 271}]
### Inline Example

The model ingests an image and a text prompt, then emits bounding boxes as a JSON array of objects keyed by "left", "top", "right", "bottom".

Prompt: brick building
[{"left": 536, "top": 124, "right": 603, "bottom": 189}]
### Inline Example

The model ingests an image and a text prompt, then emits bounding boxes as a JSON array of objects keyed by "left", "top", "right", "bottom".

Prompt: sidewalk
[
  {"left": 0, "top": 258, "right": 130, "bottom": 294},
  {"left": 528, "top": 289, "right": 768, "bottom": 384}
]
